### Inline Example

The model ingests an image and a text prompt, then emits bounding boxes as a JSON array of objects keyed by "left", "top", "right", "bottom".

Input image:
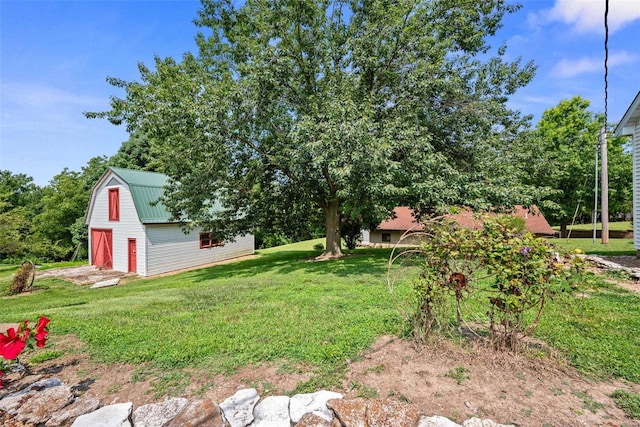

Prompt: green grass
[
  {"left": 552, "top": 221, "right": 633, "bottom": 232},
  {"left": 611, "top": 389, "right": 640, "bottom": 419},
  {"left": 547, "top": 238, "right": 636, "bottom": 256},
  {"left": 0, "top": 243, "right": 402, "bottom": 389},
  {"left": 536, "top": 281, "right": 640, "bottom": 383},
  {"left": 1, "top": 240, "right": 638, "bottom": 392}
]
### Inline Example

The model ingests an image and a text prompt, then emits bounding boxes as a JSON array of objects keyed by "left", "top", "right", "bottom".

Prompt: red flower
[
  {"left": 34, "top": 316, "right": 49, "bottom": 348},
  {"left": 0, "top": 327, "right": 28, "bottom": 360}
]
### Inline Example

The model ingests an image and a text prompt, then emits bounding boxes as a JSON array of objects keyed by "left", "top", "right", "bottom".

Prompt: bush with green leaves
[{"left": 388, "top": 215, "right": 583, "bottom": 351}]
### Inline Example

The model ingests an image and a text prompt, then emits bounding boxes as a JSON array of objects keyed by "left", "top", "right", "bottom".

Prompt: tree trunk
[
  {"left": 560, "top": 222, "right": 568, "bottom": 238},
  {"left": 320, "top": 200, "right": 344, "bottom": 259}
]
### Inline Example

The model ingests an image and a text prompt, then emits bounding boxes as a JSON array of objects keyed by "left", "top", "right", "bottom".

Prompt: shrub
[
  {"left": 388, "top": 215, "right": 582, "bottom": 351},
  {"left": 9, "top": 261, "right": 35, "bottom": 295}
]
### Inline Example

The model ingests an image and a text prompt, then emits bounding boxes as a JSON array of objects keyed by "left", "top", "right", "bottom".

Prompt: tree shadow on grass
[{"left": 190, "top": 247, "right": 394, "bottom": 282}]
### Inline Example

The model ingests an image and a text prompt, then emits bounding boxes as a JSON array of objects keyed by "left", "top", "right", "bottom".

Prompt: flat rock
[
  {"left": 219, "top": 388, "right": 259, "bottom": 427},
  {"left": 290, "top": 390, "right": 343, "bottom": 423},
  {"left": 462, "top": 418, "right": 514, "bottom": 427},
  {"left": 326, "top": 398, "right": 367, "bottom": 427},
  {"left": 16, "top": 384, "right": 74, "bottom": 425},
  {"left": 0, "top": 390, "right": 35, "bottom": 415},
  {"left": 46, "top": 396, "right": 101, "bottom": 427},
  {"left": 365, "top": 399, "right": 420, "bottom": 427},
  {"left": 294, "top": 412, "right": 338, "bottom": 427},
  {"left": 91, "top": 278, "right": 120, "bottom": 289},
  {"left": 71, "top": 402, "right": 132, "bottom": 427},
  {"left": 251, "top": 395, "right": 290, "bottom": 427},
  {"left": 164, "top": 398, "right": 227, "bottom": 427},
  {"left": 418, "top": 415, "right": 462, "bottom": 427},
  {"left": 133, "top": 397, "right": 189, "bottom": 427}
]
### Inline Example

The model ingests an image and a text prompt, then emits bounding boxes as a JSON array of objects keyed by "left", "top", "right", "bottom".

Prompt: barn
[
  {"left": 85, "top": 167, "right": 254, "bottom": 276},
  {"left": 614, "top": 91, "right": 640, "bottom": 256}
]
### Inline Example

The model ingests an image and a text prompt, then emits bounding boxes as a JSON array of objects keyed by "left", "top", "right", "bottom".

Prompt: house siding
[
  {"left": 367, "top": 230, "right": 424, "bottom": 246},
  {"left": 634, "top": 122, "right": 640, "bottom": 251},
  {"left": 145, "top": 225, "right": 254, "bottom": 276},
  {"left": 87, "top": 179, "right": 147, "bottom": 274}
]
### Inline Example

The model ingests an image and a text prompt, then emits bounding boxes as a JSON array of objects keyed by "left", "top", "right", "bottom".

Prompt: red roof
[{"left": 377, "top": 206, "right": 555, "bottom": 236}]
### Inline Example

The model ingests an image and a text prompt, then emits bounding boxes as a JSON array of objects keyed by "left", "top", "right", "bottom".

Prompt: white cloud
[
  {"left": 1, "top": 82, "right": 103, "bottom": 108},
  {"left": 545, "top": 0, "right": 640, "bottom": 33},
  {"left": 552, "top": 51, "right": 639, "bottom": 77}
]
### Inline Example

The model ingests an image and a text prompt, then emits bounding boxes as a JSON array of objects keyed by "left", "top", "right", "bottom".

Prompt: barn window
[
  {"left": 381, "top": 232, "right": 391, "bottom": 243},
  {"left": 108, "top": 188, "right": 120, "bottom": 221},
  {"left": 200, "top": 232, "right": 222, "bottom": 249}
]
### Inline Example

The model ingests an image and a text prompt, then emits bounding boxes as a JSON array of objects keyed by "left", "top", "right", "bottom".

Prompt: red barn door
[
  {"left": 91, "top": 229, "right": 113, "bottom": 269},
  {"left": 128, "top": 238, "right": 137, "bottom": 273}
]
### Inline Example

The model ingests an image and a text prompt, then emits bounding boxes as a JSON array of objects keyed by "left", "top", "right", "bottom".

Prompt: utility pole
[
  {"left": 600, "top": 127, "right": 609, "bottom": 244},
  {"left": 593, "top": 140, "right": 598, "bottom": 244}
]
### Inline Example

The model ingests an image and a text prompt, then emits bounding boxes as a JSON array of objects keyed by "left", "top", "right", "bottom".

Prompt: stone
[
  {"left": 294, "top": 412, "right": 337, "bottom": 427},
  {"left": 163, "top": 398, "right": 227, "bottom": 427},
  {"left": 71, "top": 402, "right": 132, "bottom": 427},
  {"left": 418, "top": 415, "right": 462, "bottom": 427},
  {"left": 326, "top": 398, "right": 367, "bottom": 427},
  {"left": 133, "top": 397, "right": 189, "bottom": 427},
  {"left": 462, "top": 418, "right": 514, "bottom": 427},
  {"left": 250, "top": 395, "right": 290, "bottom": 427},
  {"left": 289, "top": 390, "right": 343, "bottom": 423},
  {"left": 219, "top": 388, "right": 260, "bottom": 427},
  {"left": 46, "top": 396, "right": 101, "bottom": 427},
  {"left": 16, "top": 384, "right": 74, "bottom": 425},
  {"left": 365, "top": 399, "right": 420, "bottom": 427},
  {"left": 91, "top": 278, "right": 120, "bottom": 289},
  {"left": 0, "top": 390, "right": 35, "bottom": 415},
  {"left": 28, "top": 377, "right": 65, "bottom": 391}
]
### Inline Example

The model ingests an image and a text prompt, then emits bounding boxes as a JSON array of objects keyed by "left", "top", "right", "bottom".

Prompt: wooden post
[{"left": 600, "top": 127, "right": 609, "bottom": 244}]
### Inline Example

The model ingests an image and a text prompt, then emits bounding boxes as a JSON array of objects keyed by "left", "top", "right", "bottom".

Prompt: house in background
[
  {"left": 614, "top": 91, "right": 640, "bottom": 257},
  {"left": 362, "top": 205, "right": 555, "bottom": 246},
  {"left": 85, "top": 167, "right": 254, "bottom": 277}
]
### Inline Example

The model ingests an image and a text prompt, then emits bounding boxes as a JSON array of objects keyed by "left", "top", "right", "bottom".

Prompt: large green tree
[
  {"left": 523, "top": 96, "right": 632, "bottom": 234},
  {"left": 0, "top": 171, "right": 42, "bottom": 260},
  {"left": 90, "top": 0, "right": 538, "bottom": 257}
]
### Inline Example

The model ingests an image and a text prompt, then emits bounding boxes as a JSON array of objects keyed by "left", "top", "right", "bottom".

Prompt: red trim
[
  {"left": 200, "top": 232, "right": 223, "bottom": 249},
  {"left": 128, "top": 238, "right": 137, "bottom": 273},
  {"left": 108, "top": 188, "right": 120, "bottom": 221}
]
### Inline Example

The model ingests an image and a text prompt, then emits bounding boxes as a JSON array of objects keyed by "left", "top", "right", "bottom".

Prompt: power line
[{"left": 604, "top": 0, "right": 609, "bottom": 129}]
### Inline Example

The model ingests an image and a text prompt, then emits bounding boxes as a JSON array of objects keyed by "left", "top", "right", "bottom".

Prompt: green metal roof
[{"left": 108, "top": 167, "right": 174, "bottom": 224}]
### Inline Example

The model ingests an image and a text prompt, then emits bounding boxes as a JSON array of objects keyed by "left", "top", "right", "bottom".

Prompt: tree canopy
[
  {"left": 89, "top": 0, "right": 539, "bottom": 257},
  {"left": 521, "top": 96, "right": 632, "bottom": 232}
]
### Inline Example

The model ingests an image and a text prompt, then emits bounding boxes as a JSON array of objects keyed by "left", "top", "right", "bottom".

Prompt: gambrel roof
[
  {"left": 107, "top": 167, "right": 173, "bottom": 223},
  {"left": 86, "top": 167, "right": 175, "bottom": 224}
]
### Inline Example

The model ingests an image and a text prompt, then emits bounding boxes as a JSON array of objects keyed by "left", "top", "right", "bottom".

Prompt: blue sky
[{"left": 1, "top": 0, "right": 639, "bottom": 186}]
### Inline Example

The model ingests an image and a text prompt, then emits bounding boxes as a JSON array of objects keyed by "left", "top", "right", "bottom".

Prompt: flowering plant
[{"left": 0, "top": 316, "right": 50, "bottom": 388}]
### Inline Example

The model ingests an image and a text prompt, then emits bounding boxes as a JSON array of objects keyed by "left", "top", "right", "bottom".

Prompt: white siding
[
  {"left": 634, "top": 122, "right": 640, "bottom": 250},
  {"left": 145, "top": 225, "right": 255, "bottom": 276},
  {"left": 87, "top": 177, "right": 146, "bottom": 274},
  {"left": 368, "top": 230, "right": 424, "bottom": 246}
]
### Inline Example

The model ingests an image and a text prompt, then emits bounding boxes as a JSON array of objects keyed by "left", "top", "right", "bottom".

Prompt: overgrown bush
[
  {"left": 9, "top": 261, "right": 35, "bottom": 295},
  {"left": 388, "top": 215, "right": 583, "bottom": 351}
]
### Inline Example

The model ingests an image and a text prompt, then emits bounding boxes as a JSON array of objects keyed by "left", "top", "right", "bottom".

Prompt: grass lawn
[
  {"left": 548, "top": 237, "right": 636, "bottom": 256},
  {"left": 1, "top": 240, "right": 638, "bottom": 391},
  {"left": 552, "top": 221, "right": 633, "bottom": 232}
]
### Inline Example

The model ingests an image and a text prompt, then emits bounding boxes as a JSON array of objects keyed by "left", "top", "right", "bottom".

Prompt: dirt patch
[
  {"left": 5, "top": 333, "right": 637, "bottom": 427},
  {"left": 33, "top": 254, "right": 259, "bottom": 286},
  {"left": 35, "top": 265, "right": 129, "bottom": 286}
]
